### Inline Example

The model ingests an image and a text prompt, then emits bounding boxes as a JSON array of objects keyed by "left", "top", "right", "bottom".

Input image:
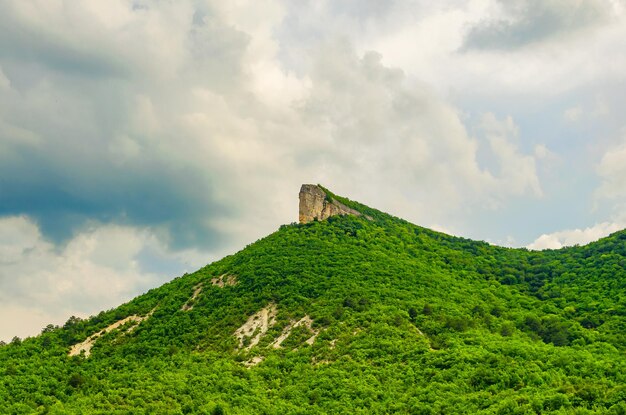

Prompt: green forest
[{"left": 1, "top": 188, "right": 626, "bottom": 414}]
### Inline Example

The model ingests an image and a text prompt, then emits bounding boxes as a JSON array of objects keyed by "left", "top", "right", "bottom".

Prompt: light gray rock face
[{"left": 298, "top": 184, "right": 362, "bottom": 224}]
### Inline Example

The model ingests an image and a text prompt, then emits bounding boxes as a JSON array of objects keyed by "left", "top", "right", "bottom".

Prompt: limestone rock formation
[{"left": 299, "top": 184, "right": 363, "bottom": 224}]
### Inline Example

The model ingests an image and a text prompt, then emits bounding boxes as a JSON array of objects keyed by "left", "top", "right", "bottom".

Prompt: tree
[{"left": 212, "top": 404, "right": 226, "bottom": 415}]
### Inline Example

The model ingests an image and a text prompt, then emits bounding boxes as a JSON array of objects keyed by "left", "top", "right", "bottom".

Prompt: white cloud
[
  {"left": 527, "top": 221, "right": 623, "bottom": 250},
  {"left": 597, "top": 133, "right": 626, "bottom": 200},
  {"left": 0, "top": 216, "right": 208, "bottom": 342},
  {"left": 562, "top": 100, "right": 613, "bottom": 124},
  {"left": 563, "top": 106, "right": 583, "bottom": 122},
  {"left": 479, "top": 112, "right": 543, "bottom": 199},
  {"left": 350, "top": 0, "right": 626, "bottom": 101},
  {"left": 209, "top": 0, "right": 314, "bottom": 108},
  {"left": 533, "top": 144, "right": 553, "bottom": 159}
]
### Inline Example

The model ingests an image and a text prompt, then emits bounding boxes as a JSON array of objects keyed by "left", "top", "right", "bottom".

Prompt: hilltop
[{"left": 1, "top": 185, "right": 626, "bottom": 414}]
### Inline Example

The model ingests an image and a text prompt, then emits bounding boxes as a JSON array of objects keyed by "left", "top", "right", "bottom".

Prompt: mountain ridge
[{"left": 1, "top": 185, "right": 626, "bottom": 414}]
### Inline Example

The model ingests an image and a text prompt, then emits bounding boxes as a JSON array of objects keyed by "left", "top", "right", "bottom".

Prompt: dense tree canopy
[{"left": 2, "top": 191, "right": 626, "bottom": 414}]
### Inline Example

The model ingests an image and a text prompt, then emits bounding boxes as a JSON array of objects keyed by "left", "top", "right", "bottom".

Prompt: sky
[{"left": 1, "top": 0, "right": 626, "bottom": 342}]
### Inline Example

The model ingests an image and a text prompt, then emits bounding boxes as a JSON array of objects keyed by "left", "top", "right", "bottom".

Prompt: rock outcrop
[{"left": 299, "top": 184, "right": 363, "bottom": 224}]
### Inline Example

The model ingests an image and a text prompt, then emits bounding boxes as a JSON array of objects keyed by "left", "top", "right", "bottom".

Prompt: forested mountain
[{"left": 2, "top": 186, "right": 626, "bottom": 414}]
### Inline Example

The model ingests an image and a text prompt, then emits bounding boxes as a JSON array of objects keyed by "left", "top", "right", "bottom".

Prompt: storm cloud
[{"left": 463, "top": 0, "right": 615, "bottom": 50}]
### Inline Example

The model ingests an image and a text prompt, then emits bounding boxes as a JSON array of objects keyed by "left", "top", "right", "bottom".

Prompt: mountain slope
[{"left": 1, "top": 186, "right": 626, "bottom": 414}]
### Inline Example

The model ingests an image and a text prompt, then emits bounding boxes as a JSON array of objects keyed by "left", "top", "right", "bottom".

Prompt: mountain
[{"left": 2, "top": 185, "right": 626, "bottom": 414}]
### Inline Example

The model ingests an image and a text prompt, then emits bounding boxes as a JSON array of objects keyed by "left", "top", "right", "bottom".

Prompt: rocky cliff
[{"left": 299, "top": 184, "right": 363, "bottom": 224}]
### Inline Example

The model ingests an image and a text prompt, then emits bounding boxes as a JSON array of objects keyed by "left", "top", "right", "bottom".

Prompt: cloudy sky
[{"left": 2, "top": 0, "right": 626, "bottom": 341}]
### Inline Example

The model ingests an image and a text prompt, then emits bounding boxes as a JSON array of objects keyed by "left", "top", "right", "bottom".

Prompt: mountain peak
[{"left": 298, "top": 184, "right": 364, "bottom": 224}]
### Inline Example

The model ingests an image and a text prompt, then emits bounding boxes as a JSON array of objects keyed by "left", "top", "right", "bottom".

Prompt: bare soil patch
[
  {"left": 211, "top": 273, "right": 237, "bottom": 288},
  {"left": 181, "top": 283, "right": 203, "bottom": 311},
  {"left": 69, "top": 309, "right": 155, "bottom": 357},
  {"left": 234, "top": 303, "right": 277, "bottom": 350}
]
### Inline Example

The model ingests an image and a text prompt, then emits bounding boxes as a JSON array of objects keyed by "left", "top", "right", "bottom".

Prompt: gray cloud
[
  {"left": 0, "top": 1, "right": 245, "bottom": 249},
  {"left": 0, "top": 1, "right": 542, "bottom": 254},
  {"left": 463, "top": 0, "right": 613, "bottom": 50}
]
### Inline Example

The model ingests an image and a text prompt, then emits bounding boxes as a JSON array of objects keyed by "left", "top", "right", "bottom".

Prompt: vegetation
[{"left": 1, "top": 191, "right": 626, "bottom": 414}]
